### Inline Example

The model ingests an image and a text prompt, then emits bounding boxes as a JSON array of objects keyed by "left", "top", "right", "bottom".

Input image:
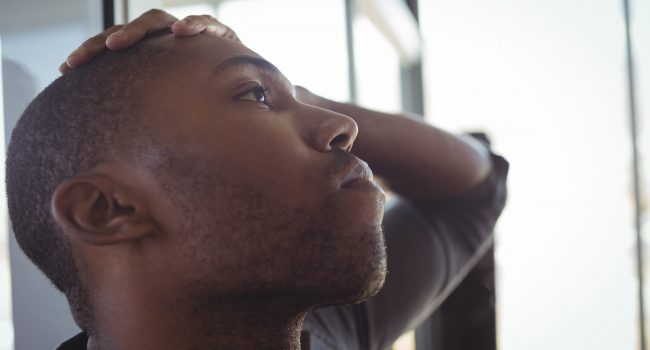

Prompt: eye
[{"left": 238, "top": 86, "right": 271, "bottom": 106}]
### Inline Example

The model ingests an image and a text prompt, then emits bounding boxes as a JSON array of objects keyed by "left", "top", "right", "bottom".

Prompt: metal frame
[
  {"left": 400, "top": 0, "right": 424, "bottom": 116},
  {"left": 344, "top": 0, "right": 358, "bottom": 103},
  {"left": 623, "top": 0, "right": 646, "bottom": 348},
  {"left": 103, "top": 0, "right": 114, "bottom": 28}
]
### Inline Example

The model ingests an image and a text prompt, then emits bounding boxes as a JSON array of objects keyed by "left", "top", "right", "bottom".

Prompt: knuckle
[
  {"left": 146, "top": 8, "right": 165, "bottom": 17},
  {"left": 225, "top": 27, "right": 238, "bottom": 38},
  {"left": 116, "top": 22, "right": 131, "bottom": 32},
  {"left": 143, "top": 9, "right": 177, "bottom": 25},
  {"left": 130, "top": 26, "right": 146, "bottom": 36},
  {"left": 79, "top": 39, "right": 94, "bottom": 48}
]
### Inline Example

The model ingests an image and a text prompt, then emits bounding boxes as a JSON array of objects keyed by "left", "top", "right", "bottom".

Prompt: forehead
[{"left": 145, "top": 33, "right": 261, "bottom": 71}]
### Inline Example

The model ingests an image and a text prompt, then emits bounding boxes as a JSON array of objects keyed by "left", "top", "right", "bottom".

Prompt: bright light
[
  {"left": 214, "top": 0, "right": 350, "bottom": 102},
  {"left": 420, "top": 1, "right": 638, "bottom": 349},
  {"left": 162, "top": 3, "right": 217, "bottom": 21}
]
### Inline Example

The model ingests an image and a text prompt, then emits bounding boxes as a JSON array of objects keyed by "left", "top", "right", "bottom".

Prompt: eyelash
[{"left": 238, "top": 85, "right": 272, "bottom": 107}]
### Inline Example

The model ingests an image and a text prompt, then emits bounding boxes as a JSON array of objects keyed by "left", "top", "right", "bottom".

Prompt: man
[{"left": 7, "top": 10, "right": 508, "bottom": 350}]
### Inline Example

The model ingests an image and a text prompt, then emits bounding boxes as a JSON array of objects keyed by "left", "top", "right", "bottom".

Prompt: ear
[{"left": 51, "top": 174, "right": 155, "bottom": 246}]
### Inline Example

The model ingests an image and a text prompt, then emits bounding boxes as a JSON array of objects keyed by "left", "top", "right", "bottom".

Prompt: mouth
[{"left": 340, "top": 160, "right": 384, "bottom": 193}]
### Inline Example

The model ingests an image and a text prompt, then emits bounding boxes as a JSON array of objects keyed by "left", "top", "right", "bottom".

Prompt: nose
[{"left": 306, "top": 106, "right": 358, "bottom": 152}]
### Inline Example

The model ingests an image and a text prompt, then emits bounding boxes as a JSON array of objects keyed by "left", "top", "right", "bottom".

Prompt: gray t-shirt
[{"left": 302, "top": 152, "right": 509, "bottom": 350}]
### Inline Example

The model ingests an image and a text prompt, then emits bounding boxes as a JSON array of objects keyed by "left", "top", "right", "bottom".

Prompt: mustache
[{"left": 327, "top": 149, "right": 362, "bottom": 179}]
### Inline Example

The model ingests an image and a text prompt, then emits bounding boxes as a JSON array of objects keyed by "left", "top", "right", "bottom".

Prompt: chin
[
  {"left": 344, "top": 258, "right": 387, "bottom": 304},
  {"left": 277, "top": 188, "right": 388, "bottom": 308},
  {"left": 309, "top": 220, "right": 388, "bottom": 308},
  {"left": 315, "top": 259, "right": 387, "bottom": 308},
  {"left": 347, "top": 228, "right": 387, "bottom": 302}
]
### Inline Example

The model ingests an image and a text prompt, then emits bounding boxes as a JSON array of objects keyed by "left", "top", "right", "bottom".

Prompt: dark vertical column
[
  {"left": 430, "top": 248, "right": 498, "bottom": 350},
  {"left": 400, "top": 0, "right": 424, "bottom": 116},
  {"left": 400, "top": 1, "right": 441, "bottom": 349},
  {"left": 103, "top": 0, "right": 114, "bottom": 29}
]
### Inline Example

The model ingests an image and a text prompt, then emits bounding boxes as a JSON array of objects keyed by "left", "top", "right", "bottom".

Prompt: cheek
[{"left": 219, "top": 129, "right": 327, "bottom": 206}]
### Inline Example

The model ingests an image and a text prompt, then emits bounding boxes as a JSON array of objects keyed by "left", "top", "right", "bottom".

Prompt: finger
[
  {"left": 171, "top": 15, "right": 224, "bottom": 36},
  {"left": 59, "top": 62, "right": 72, "bottom": 74},
  {"left": 171, "top": 15, "right": 240, "bottom": 41},
  {"left": 106, "top": 9, "right": 178, "bottom": 50},
  {"left": 61, "top": 25, "right": 123, "bottom": 72},
  {"left": 205, "top": 23, "right": 240, "bottom": 42}
]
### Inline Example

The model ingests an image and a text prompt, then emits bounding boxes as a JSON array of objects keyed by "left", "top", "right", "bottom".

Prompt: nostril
[
  {"left": 308, "top": 108, "right": 357, "bottom": 152},
  {"left": 330, "top": 134, "right": 350, "bottom": 150}
]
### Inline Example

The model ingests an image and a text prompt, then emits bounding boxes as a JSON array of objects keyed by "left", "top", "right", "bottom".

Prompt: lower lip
[{"left": 342, "top": 179, "right": 384, "bottom": 193}]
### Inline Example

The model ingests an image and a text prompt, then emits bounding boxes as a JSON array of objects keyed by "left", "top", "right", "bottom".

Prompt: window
[
  {"left": 420, "top": 0, "right": 643, "bottom": 348},
  {"left": 166, "top": 0, "right": 350, "bottom": 103}
]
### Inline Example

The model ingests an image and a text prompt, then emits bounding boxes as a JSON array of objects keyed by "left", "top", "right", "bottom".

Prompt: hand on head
[{"left": 59, "top": 9, "right": 239, "bottom": 73}]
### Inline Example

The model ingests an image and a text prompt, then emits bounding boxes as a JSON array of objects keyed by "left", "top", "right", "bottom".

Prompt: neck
[{"left": 87, "top": 282, "right": 308, "bottom": 350}]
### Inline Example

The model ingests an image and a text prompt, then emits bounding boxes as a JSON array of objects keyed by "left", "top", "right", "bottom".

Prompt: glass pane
[
  {"left": 420, "top": 0, "right": 638, "bottom": 349},
  {"left": 353, "top": 14, "right": 402, "bottom": 112}
]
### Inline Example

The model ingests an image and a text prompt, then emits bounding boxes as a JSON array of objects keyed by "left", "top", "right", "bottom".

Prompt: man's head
[{"left": 6, "top": 32, "right": 387, "bottom": 331}]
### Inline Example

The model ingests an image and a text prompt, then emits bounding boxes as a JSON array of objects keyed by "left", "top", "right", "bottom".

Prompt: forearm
[{"left": 301, "top": 91, "right": 492, "bottom": 200}]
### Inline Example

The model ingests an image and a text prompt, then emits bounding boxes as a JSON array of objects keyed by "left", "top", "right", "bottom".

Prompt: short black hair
[{"left": 6, "top": 30, "right": 175, "bottom": 330}]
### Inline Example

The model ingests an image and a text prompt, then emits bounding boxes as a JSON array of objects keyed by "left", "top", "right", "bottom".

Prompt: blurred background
[{"left": 1, "top": 0, "right": 649, "bottom": 349}]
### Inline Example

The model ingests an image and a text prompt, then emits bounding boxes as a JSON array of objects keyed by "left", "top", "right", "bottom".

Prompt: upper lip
[{"left": 340, "top": 160, "right": 374, "bottom": 188}]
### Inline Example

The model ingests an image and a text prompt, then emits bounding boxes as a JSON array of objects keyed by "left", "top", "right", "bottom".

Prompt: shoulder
[{"left": 56, "top": 332, "right": 88, "bottom": 350}]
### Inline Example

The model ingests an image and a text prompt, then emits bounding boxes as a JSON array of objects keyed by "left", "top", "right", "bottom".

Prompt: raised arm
[
  {"left": 297, "top": 90, "right": 509, "bottom": 349},
  {"left": 295, "top": 87, "right": 493, "bottom": 200}
]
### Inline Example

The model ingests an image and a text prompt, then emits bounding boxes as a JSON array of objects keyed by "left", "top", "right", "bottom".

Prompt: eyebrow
[{"left": 213, "top": 55, "right": 281, "bottom": 76}]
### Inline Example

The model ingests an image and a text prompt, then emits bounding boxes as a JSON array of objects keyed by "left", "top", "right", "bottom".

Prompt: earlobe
[{"left": 52, "top": 175, "right": 155, "bottom": 246}]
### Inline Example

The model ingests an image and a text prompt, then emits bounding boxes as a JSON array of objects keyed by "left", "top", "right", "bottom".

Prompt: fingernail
[
  {"left": 66, "top": 52, "right": 78, "bottom": 65},
  {"left": 193, "top": 24, "right": 206, "bottom": 32},
  {"left": 177, "top": 19, "right": 188, "bottom": 25}
]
